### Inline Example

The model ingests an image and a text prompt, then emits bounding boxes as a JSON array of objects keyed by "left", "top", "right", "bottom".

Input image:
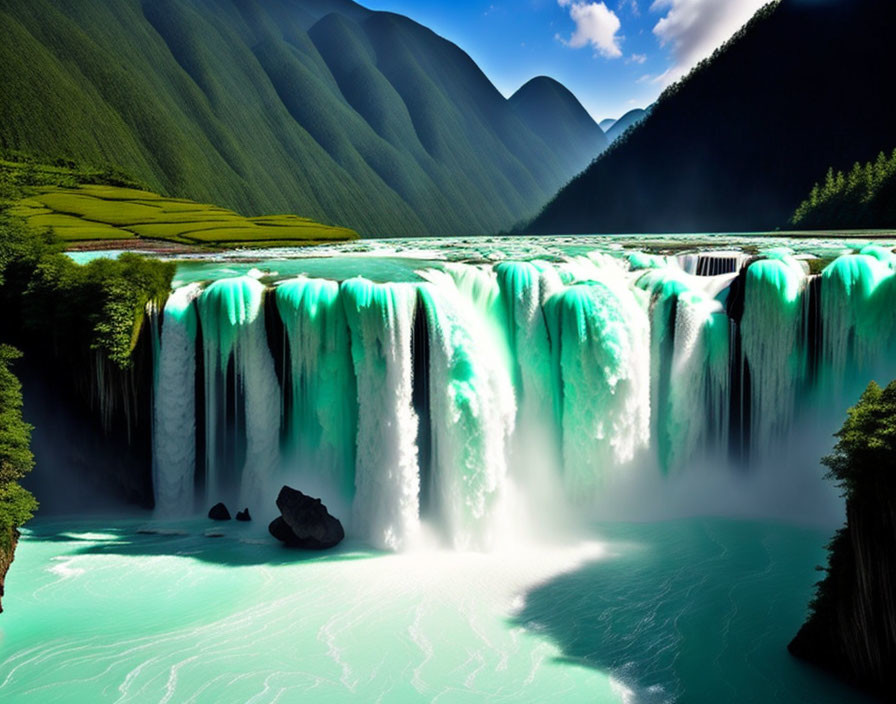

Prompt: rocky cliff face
[
  {"left": 788, "top": 497, "right": 896, "bottom": 697},
  {"left": 0, "top": 529, "right": 20, "bottom": 614},
  {"left": 17, "top": 322, "right": 157, "bottom": 513},
  {"left": 789, "top": 381, "right": 896, "bottom": 698}
]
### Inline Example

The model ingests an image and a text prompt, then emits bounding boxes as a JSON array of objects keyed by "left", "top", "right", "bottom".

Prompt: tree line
[{"left": 791, "top": 148, "right": 896, "bottom": 230}]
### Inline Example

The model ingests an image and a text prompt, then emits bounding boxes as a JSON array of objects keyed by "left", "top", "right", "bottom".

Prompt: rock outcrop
[
  {"left": 789, "top": 380, "right": 896, "bottom": 698},
  {"left": 236, "top": 508, "right": 251, "bottom": 522},
  {"left": 0, "top": 529, "right": 19, "bottom": 614},
  {"left": 208, "top": 503, "right": 231, "bottom": 521},
  {"left": 268, "top": 486, "right": 344, "bottom": 550}
]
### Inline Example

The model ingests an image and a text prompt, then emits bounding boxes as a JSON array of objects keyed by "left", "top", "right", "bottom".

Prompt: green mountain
[
  {"left": 0, "top": 0, "right": 599, "bottom": 237},
  {"left": 528, "top": 0, "right": 896, "bottom": 234},
  {"left": 604, "top": 108, "right": 647, "bottom": 144},
  {"left": 509, "top": 76, "right": 607, "bottom": 178}
]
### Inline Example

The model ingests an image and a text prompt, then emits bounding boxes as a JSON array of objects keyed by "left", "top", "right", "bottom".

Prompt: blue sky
[{"left": 363, "top": 0, "right": 768, "bottom": 122}]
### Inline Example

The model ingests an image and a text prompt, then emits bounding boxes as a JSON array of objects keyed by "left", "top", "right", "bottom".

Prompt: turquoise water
[
  {"left": 166, "top": 234, "right": 893, "bottom": 287},
  {"left": 65, "top": 250, "right": 156, "bottom": 265},
  {"left": 34, "top": 237, "right": 896, "bottom": 702},
  {"left": 0, "top": 518, "right": 872, "bottom": 703}
]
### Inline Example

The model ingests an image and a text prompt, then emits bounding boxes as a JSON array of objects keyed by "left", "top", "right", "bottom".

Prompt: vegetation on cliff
[
  {"left": 0, "top": 347, "right": 36, "bottom": 540},
  {"left": 0, "top": 210, "right": 174, "bottom": 370},
  {"left": 791, "top": 148, "right": 896, "bottom": 231},
  {"left": 0, "top": 159, "right": 181, "bottom": 600},
  {"left": 0, "top": 345, "right": 37, "bottom": 613},
  {"left": 789, "top": 380, "right": 896, "bottom": 696}
]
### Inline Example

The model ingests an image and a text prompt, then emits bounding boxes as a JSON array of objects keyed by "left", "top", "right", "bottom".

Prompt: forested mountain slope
[
  {"left": 0, "top": 0, "right": 603, "bottom": 236},
  {"left": 529, "top": 0, "right": 896, "bottom": 234},
  {"left": 509, "top": 77, "right": 608, "bottom": 178}
]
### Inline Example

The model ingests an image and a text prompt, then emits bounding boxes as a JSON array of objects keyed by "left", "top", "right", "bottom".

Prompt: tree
[
  {"left": 789, "top": 380, "right": 896, "bottom": 695},
  {"left": 0, "top": 345, "right": 37, "bottom": 549}
]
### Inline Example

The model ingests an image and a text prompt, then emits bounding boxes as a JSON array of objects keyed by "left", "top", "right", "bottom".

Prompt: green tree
[
  {"left": 791, "top": 148, "right": 896, "bottom": 229},
  {"left": 790, "top": 380, "right": 896, "bottom": 694},
  {"left": 822, "top": 381, "right": 896, "bottom": 499},
  {"left": 0, "top": 346, "right": 37, "bottom": 549}
]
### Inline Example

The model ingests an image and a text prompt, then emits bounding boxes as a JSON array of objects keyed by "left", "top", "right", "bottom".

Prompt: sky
[{"left": 363, "top": 0, "right": 769, "bottom": 122}]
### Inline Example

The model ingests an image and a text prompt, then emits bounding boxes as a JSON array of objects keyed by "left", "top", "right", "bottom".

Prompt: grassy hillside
[
  {"left": 529, "top": 0, "right": 896, "bottom": 234},
  {"left": 0, "top": 0, "right": 599, "bottom": 237},
  {"left": 2, "top": 159, "right": 357, "bottom": 247}
]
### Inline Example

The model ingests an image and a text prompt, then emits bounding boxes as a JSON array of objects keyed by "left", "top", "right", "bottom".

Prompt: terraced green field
[{"left": 10, "top": 184, "right": 358, "bottom": 246}]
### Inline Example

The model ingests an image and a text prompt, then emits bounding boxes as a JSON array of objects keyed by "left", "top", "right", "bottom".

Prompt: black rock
[
  {"left": 268, "top": 486, "right": 344, "bottom": 549},
  {"left": 235, "top": 508, "right": 251, "bottom": 522},
  {"left": 268, "top": 516, "right": 296, "bottom": 543},
  {"left": 208, "top": 503, "right": 231, "bottom": 521}
]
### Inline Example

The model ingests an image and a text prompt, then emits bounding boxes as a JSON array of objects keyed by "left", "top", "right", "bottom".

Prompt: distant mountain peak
[
  {"left": 510, "top": 75, "right": 607, "bottom": 175},
  {"left": 604, "top": 108, "right": 648, "bottom": 143}
]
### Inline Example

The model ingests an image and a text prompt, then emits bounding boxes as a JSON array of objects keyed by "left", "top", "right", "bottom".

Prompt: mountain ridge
[
  {"left": 509, "top": 76, "right": 608, "bottom": 177},
  {"left": 0, "top": 0, "right": 603, "bottom": 237},
  {"left": 604, "top": 108, "right": 648, "bottom": 144},
  {"left": 528, "top": 0, "right": 896, "bottom": 234}
]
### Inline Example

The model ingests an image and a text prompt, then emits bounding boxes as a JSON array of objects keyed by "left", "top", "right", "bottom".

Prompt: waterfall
[
  {"left": 740, "top": 257, "right": 806, "bottom": 455},
  {"left": 821, "top": 255, "right": 891, "bottom": 378},
  {"left": 418, "top": 272, "right": 516, "bottom": 549},
  {"left": 195, "top": 276, "right": 280, "bottom": 510},
  {"left": 153, "top": 284, "right": 201, "bottom": 515},
  {"left": 342, "top": 278, "right": 421, "bottom": 551},
  {"left": 637, "top": 267, "right": 692, "bottom": 472},
  {"left": 544, "top": 278, "right": 651, "bottom": 497},
  {"left": 667, "top": 290, "right": 730, "bottom": 470},
  {"left": 275, "top": 277, "right": 357, "bottom": 502},
  {"left": 148, "top": 245, "right": 896, "bottom": 546}
]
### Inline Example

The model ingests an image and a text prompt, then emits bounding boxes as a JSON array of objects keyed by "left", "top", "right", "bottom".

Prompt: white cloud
[
  {"left": 650, "top": 0, "right": 768, "bottom": 85},
  {"left": 557, "top": 1, "right": 623, "bottom": 59},
  {"left": 629, "top": 52, "right": 647, "bottom": 64}
]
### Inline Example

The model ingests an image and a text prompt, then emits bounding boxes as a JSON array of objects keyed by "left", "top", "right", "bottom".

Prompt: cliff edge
[{"left": 789, "top": 380, "right": 896, "bottom": 698}]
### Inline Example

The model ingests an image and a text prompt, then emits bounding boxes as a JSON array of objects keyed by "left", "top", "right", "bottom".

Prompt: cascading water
[
  {"left": 543, "top": 278, "right": 651, "bottom": 497},
  {"left": 153, "top": 284, "right": 201, "bottom": 515},
  {"left": 275, "top": 277, "right": 357, "bottom": 503},
  {"left": 417, "top": 271, "right": 516, "bottom": 549},
  {"left": 149, "top": 245, "right": 896, "bottom": 548},
  {"left": 341, "top": 278, "right": 421, "bottom": 551},
  {"left": 821, "top": 254, "right": 891, "bottom": 380},
  {"left": 740, "top": 256, "right": 806, "bottom": 454},
  {"left": 666, "top": 290, "right": 730, "bottom": 470},
  {"left": 195, "top": 276, "right": 280, "bottom": 510}
]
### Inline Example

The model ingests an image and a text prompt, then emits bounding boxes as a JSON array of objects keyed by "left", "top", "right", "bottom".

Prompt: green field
[{"left": 9, "top": 183, "right": 358, "bottom": 247}]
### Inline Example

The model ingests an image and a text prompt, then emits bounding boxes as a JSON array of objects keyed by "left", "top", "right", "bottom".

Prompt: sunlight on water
[
  {"left": 24, "top": 236, "right": 896, "bottom": 702},
  {"left": 0, "top": 518, "right": 875, "bottom": 703},
  {"left": 1, "top": 520, "right": 618, "bottom": 703}
]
